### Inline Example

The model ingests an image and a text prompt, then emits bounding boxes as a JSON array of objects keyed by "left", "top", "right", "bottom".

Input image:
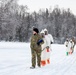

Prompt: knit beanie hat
[{"left": 33, "top": 28, "right": 39, "bottom": 33}]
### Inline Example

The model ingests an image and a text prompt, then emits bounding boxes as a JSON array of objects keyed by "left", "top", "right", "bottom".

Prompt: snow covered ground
[{"left": 0, "top": 42, "right": 76, "bottom": 75}]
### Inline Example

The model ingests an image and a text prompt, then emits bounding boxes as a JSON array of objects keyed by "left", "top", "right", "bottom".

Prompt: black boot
[
  {"left": 38, "top": 64, "right": 41, "bottom": 68},
  {"left": 30, "top": 66, "right": 35, "bottom": 69}
]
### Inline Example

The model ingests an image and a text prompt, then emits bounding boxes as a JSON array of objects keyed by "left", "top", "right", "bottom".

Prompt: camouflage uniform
[{"left": 30, "top": 34, "right": 44, "bottom": 67}]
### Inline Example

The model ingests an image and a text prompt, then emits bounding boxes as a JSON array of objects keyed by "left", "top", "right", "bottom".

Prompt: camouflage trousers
[{"left": 31, "top": 50, "right": 41, "bottom": 67}]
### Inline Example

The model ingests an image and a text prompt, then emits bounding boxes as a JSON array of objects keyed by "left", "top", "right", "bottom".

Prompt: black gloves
[{"left": 51, "top": 42, "right": 53, "bottom": 44}]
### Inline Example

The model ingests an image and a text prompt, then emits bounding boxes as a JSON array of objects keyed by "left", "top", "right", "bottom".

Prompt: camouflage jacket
[{"left": 30, "top": 34, "right": 44, "bottom": 52}]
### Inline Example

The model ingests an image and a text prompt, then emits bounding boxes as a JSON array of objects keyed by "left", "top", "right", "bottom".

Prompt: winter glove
[
  {"left": 37, "top": 39, "right": 43, "bottom": 46},
  {"left": 37, "top": 42, "right": 40, "bottom": 45},
  {"left": 51, "top": 42, "right": 53, "bottom": 44}
]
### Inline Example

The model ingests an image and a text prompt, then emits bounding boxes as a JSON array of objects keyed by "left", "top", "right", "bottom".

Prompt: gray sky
[{"left": 18, "top": 0, "right": 76, "bottom": 15}]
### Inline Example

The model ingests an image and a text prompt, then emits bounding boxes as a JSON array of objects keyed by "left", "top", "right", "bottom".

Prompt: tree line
[{"left": 0, "top": 0, "right": 76, "bottom": 43}]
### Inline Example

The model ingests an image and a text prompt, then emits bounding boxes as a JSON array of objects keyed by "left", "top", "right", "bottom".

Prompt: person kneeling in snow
[{"left": 30, "top": 28, "right": 44, "bottom": 69}]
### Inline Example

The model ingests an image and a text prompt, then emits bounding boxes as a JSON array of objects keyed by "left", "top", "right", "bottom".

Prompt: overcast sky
[{"left": 18, "top": 0, "right": 76, "bottom": 15}]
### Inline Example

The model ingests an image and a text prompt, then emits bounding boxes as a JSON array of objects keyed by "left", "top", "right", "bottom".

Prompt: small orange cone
[
  {"left": 47, "top": 59, "right": 50, "bottom": 64},
  {"left": 69, "top": 50, "right": 72, "bottom": 54},
  {"left": 47, "top": 49, "right": 50, "bottom": 52},
  {"left": 70, "top": 48, "right": 73, "bottom": 54},
  {"left": 41, "top": 61, "right": 46, "bottom": 66},
  {"left": 69, "top": 52, "right": 72, "bottom": 54}
]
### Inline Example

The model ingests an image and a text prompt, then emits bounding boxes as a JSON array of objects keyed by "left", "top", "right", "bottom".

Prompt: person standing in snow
[
  {"left": 69, "top": 40, "right": 74, "bottom": 54},
  {"left": 30, "top": 28, "right": 44, "bottom": 69},
  {"left": 64, "top": 38, "right": 69, "bottom": 56},
  {"left": 71, "top": 37, "right": 75, "bottom": 53},
  {"left": 44, "top": 28, "right": 54, "bottom": 64},
  {"left": 40, "top": 30, "right": 47, "bottom": 66}
]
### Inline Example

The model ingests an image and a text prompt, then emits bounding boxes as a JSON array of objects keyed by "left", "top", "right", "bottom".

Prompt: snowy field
[{"left": 0, "top": 42, "right": 76, "bottom": 75}]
